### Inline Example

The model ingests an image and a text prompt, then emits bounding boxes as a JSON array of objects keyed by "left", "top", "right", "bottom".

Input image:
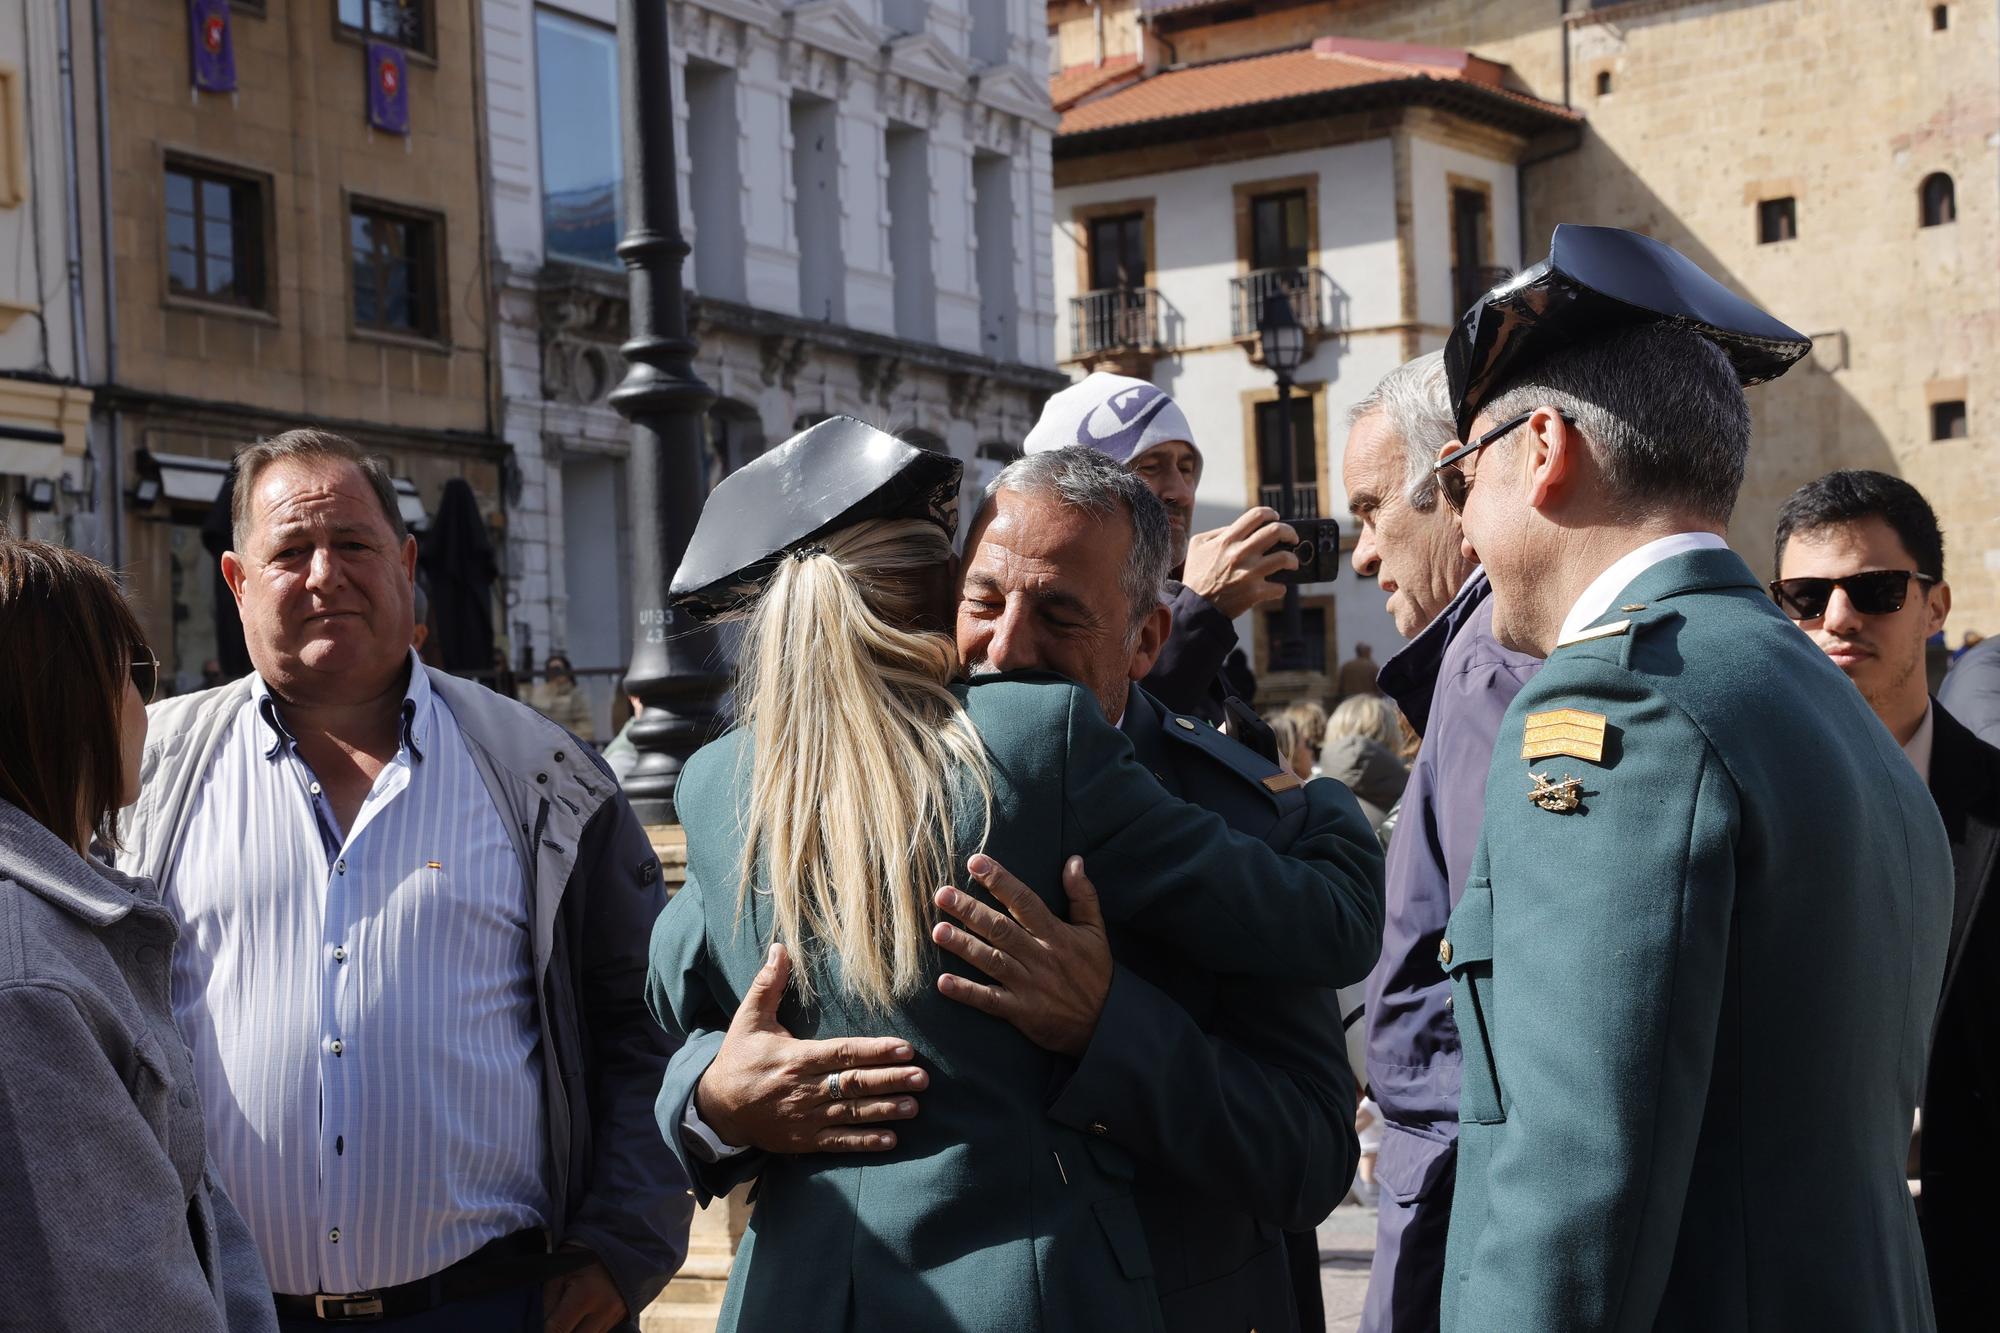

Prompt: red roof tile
[
  {"left": 1054, "top": 40, "right": 1575, "bottom": 139},
  {"left": 1050, "top": 53, "right": 1143, "bottom": 111}
]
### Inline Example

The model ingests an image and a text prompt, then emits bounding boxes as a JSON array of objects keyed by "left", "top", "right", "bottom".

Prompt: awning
[
  {"left": 144, "top": 451, "right": 233, "bottom": 504},
  {"left": 0, "top": 423, "right": 67, "bottom": 479},
  {"left": 393, "top": 477, "right": 428, "bottom": 533}
]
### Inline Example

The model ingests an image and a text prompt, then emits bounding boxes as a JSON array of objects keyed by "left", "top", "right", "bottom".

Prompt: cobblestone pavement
[{"left": 1317, "top": 1197, "right": 1379, "bottom": 1333}]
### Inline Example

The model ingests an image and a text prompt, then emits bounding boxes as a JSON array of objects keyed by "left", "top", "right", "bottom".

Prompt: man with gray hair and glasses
[
  {"left": 1431, "top": 225, "right": 1950, "bottom": 1330},
  {"left": 663, "top": 444, "right": 1383, "bottom": 1333},
  {"left": 1341, "top": 351, "right": 1538, "bottom": 1333}
]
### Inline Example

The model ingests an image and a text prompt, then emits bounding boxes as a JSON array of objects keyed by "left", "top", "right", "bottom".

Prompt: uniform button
[
  {"left": 1438, "top": 940, "right": 1453, "bottom": 967},
  {"left": 309, "top": 782, "right": 322, "bottom": 796},
  {"left": 330, "top": 1038, "right": 345, "bottom": 1055},
  {"left": 554, "top": 750, "right": 566, "bottom": 763},
  {"left": 179, "top": 1085, "right": 195, "bottom": 1107},
  {"left": 1174, "top": 718, "right": 1195, "bottom": 731},
  {"left": 1088, "top": 1121, "right": 1109, "bottom": 1136},
  {"left": 536, "top": 772, "right": 549, "bottom": 784},
  {"left": 329, "top": 1228, "right": 341, "bottom": 1244},
  {"left": 335, "top": 859, "right": 346, "bottom": 874},
  {"left": 333, "top": 946, "right": 348, "bottom": 963}
]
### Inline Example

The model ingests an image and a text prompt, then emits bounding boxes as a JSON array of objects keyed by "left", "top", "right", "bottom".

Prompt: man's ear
[
  {"left": 1926, "top": 580, "right": 1953, "bottom": 640},
  {"left": 220, "top": 551, "right": 248, "bottom": 606},
  {"left": 1525, "top": 406, "right": 1577, "bottom": 512},
  {"left": 401, "top": 534, "right": 419, "bottom": 582},
  {"left": 1126, "top": 602, "right": 1175, "bottom": 681}
]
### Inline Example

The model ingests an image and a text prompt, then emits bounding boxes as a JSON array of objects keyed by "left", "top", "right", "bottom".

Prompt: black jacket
[{"left": 1920, "top": 701, "right": 2000, "bottom": 1331}]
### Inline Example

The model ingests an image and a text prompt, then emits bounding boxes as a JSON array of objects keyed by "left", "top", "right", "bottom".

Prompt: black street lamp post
[
  {"left": 1257, "top": 291, "right": 1308, "bottom": 673},
  {"left": 611, "top": 0, "right": 721, "bottom": 824}
]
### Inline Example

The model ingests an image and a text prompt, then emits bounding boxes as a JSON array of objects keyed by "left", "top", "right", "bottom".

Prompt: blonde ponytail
[{"left": 731, "top": 518, "right": 992, "bottom": 1010}]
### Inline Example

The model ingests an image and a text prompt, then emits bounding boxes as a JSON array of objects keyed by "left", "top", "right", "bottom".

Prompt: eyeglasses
[
  {"left": 1432, "top": 412, "right": 1575, "bottom": 514},
  {"left": 132, "top": 649, "right": 160, "bottom": 705},
  {"left": 1768, "top": 570, "right": 1937, "bottom": 621}
]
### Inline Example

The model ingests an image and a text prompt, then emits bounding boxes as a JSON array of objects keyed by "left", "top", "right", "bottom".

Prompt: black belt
[{"left": 273, "top": 1230, "right": 593, "bottom": 1323}]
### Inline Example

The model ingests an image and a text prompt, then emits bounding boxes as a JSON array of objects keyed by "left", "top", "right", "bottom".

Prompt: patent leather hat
[
  {"left": 669, "top": 416, "right": 962, "bottom": 620},
  {"left": 1445, "top": 224, "right": 1813, "bottom": 437}
]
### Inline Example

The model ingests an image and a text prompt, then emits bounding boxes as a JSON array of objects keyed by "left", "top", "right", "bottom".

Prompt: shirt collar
[
  {"left": 1902, "top": 701, "right": 1935, "bottom": 785},
  {"left": 1558, "top": 532, "right": 1729, "bottom": 644},
  {"left": 252, "top": 650, "right": 431, "bottom": 763}
]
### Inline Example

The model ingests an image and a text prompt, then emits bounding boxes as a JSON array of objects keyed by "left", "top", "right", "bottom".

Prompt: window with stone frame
[
  {"left": 1932, "top": 400, "right": 1968, "bottom": 440},
  {"left": 1757, "top": 196, "right": 1797, "bottom": 244},
  {"left": 338, "top": 0, "right": 428, "bottom": 52},
  {"left": 1253, "top": 395, "right": 1320, "bottom": 519},
  {"left": 350, "top": 200, "right": 443, "bottom": 339},
  {"left": 165, "top": 160, "right": 268, "bottom": 310},
  {"left": 1920, "top": 173, "right": 1956, "bottom": 227}
]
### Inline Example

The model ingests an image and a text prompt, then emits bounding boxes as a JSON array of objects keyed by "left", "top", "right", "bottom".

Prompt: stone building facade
[
  {"left": 484, "top": 0, "right": 1065, "bottom": 736},
  {"left": 0, "top": 0, "right": 93, "bottom": 545},
  {"left": 1048, "top": 17, "right": 1575, "bottom": 700},
  {"left": 56, "top": 0, "right": 504, "bottom": 694},
  {"left": 1055, "top": 0, "right": 2000, "bottom": 634}
]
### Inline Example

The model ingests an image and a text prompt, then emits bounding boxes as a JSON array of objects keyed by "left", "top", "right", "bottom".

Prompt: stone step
[{"left": 640, "top": 1275, "right": 730, "bottom": 1333}]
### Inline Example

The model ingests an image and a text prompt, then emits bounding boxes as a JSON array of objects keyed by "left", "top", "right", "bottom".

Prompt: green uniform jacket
[
  {"left": 646, "top": 673, "right": 1383, "bottom": 1333},
  {"left": 1441, "top": 547, "right": 1952, "bottom": 1332}
]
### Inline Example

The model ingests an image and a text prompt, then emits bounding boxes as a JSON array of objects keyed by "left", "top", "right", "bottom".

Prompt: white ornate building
[{"left": 483, "top": 0, "right": 1063, "bottom": 733}]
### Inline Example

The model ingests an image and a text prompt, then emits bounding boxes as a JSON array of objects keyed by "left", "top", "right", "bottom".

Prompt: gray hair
[
  {"left": 983, "top": 446, "right": 1172, "bottom": 632},
  {"left": 1478, "top": 323, "right": 1751, "bottom": 524},
  {"left": 232, "top": 428, "right": 407, "bottom": 550},
  {"left": 1348, "top": 351, "right": 1455, "bottom": 512}
]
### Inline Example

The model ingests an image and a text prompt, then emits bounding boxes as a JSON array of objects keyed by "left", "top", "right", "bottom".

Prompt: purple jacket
[{"left": 1364, "top": 572, "right": 1537, "bottom": 1149}]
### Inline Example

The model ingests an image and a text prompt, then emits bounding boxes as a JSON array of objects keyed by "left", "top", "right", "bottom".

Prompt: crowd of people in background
[{"left": 2, "top": 222, "right": 1993, "bottom": 1333}]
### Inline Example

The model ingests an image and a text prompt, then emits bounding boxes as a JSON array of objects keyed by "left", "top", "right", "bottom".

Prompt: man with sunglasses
[
  {"left": 1430, "top": 225, "right": 1952, "bottom": 1333},
  {"left": 1774, "top": 469, "right": 2000, "bottom": 1332}
]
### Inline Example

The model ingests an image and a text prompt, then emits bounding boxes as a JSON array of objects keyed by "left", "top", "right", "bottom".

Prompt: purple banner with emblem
[
  {"left": 366, "top": 40, "right": 410, "bottom": 135},
  {"left": 189, "top": 0, "right": 235, "bottom": 94}
]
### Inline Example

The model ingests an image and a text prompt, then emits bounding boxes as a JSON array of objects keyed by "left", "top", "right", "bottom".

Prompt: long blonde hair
[{"left": 732, "top": 517, "right": 992, "bottom": 1010}]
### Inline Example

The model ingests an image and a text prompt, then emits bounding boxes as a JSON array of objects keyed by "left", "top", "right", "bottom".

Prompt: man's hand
[
  {"left": 1181, "top": 506, "right": 1300, "bottom": 619},
  {"left": 692, "top": 943, "right": 928, "bottom": 1154},
  {"left": 543, "top": 1254, "right": 625, "bottom": 1333},
  {"left": 932, "top": 855, "right": 1111, "bottom": 1058}
]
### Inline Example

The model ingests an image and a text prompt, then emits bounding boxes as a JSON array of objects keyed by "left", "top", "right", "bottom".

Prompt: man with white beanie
[{"left": 1025, "top": 372, "right": 1299, "bottom": 726}]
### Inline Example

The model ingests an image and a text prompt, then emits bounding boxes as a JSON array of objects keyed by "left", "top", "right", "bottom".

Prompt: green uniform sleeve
[
  {"left": 1446, "top": 654, "right": 1741, "bottom": 1331},
  {"left": 645, "top": 874, "right": 768, "bottom": 1205},
  {"left": 1048, "top": 963, "right": 1358, "bottom": 1230},
  {"left": 1057, "top": 684, "right": 1385, "bottom": 987}
]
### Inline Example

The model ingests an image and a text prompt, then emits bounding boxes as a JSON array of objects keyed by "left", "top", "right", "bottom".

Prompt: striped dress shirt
[{"left": 164, "top": 658, "right": 547, "bottom": 1295}]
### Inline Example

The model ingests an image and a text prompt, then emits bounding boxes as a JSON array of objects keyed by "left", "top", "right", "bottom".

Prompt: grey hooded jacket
[
  {"left": 0, "top": 797, "right": 276, "bottom": 1331},
  {"left": 118, "top": 669, "right": 691, "bottom": 1322}
]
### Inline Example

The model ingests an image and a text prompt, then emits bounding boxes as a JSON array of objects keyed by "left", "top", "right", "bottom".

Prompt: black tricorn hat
[
  {"left": 1445, "top": 224, "right": 1813, "bottom": 438},
  {"left": 668, "top": 416, "right": 962, "bottom": 621}
]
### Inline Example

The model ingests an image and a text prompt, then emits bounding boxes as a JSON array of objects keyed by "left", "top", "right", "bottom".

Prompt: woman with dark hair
[{"left": 0, "top": 537, "right": 276, "bottom": 1331}]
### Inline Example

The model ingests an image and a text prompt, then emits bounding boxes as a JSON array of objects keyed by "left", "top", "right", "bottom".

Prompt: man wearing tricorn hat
[{"left": 1432, "top": 227, "right": 1951, "bottom": 1330}]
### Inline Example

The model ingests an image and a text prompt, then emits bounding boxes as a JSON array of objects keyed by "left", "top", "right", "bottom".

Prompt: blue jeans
[{"left": 276, "top": 1285, "right": 542, "bottom": 1333}]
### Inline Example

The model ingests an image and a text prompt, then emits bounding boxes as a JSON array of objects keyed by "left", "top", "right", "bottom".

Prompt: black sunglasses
[
  {"left": 1432, "top": 412, "right": 1576, "bottom": 513},
  {"left": 1769, "top": 570, "right": 1937, "bottom": 621},
  {"left": 132, "top": 649, "right": 161, "bottom": 705}
]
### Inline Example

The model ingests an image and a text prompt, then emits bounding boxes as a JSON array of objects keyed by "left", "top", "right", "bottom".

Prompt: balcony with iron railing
[
  {"left": 1453, "top": 264, "right": 1513, "bottom": 315},
  {"left": 1230, "top": 266, "right": 1335, "bottom": 340},
  {"left": 1257, "top": 481, "right": 1321, "bottom": 518},
  {"left": 1068, "top": 286, "right": 1162, "bottom": 362}
]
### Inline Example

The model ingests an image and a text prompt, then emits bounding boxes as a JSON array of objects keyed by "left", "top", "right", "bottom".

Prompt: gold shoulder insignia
[
  {"left": 1523, "top": 707, "right": 1607, "bottom": 763},
  {"left": 1263, "top": 771, "right": 1303, "bottom": 793},
  {"left": 1554, "top": 618, "right": 1630, "bottom": 649}
]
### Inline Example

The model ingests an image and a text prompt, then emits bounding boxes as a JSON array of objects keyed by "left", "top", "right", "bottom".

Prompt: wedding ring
[{"left": 825, "top": 1070, "right": 844, "bottom": 1100}]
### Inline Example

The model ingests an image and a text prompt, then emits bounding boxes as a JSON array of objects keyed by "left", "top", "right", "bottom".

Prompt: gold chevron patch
[
  {"left": 1522, "top": 708, "right": 1608, "bottom": 764},
  {"left": 1263, "top": 771, "right": 1303, "bottom": 793}
]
